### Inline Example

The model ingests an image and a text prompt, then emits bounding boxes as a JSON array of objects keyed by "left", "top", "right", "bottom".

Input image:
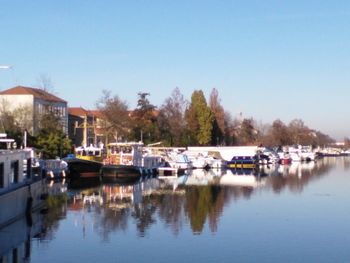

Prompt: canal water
[{"left": 1, "top": 157, "right": 350, "bottom": 262}]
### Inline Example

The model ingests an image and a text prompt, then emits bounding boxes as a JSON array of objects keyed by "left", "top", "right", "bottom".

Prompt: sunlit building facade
[{"left": 0, "top": 86, "right": 68, "bottom": 135}]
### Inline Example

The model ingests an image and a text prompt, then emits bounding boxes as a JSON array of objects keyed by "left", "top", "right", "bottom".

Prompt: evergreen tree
[
  {"left": 35, "top": 112, "right": 71, "bottom": 158},
  {"left": 209, "top": 88, "right": 225, "bottom": 145},
  {"left": 131, "top": 92, "right": 159, "bottom": 144},
  {"left": 185, "top": 90, "right": 213, "bottom": 146}
]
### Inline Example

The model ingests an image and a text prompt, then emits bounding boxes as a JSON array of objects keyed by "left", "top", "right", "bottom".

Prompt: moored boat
[
  {"left": 188, "top": 146, "right": 268, "bottom": 169},
  {"left": 100, "top": 142, "right": 160, "bottom": 184},
  {"left": 64, "top": 145, "right": 104, "bottom": 182},
  {"left": 74, "top": 145, "right": 104, "bottom": 163},
  {"left": 145, "top": 147, "right": 193, "bottom": 175},
  {"left": 0, "top": 134, "right": 47, "bottom": 228},
  {"left": 64, "top": 157, "right": 102, "bottom": 182},
  {"left": 227, "top": 156, "right": 258, "bottom": 169}
]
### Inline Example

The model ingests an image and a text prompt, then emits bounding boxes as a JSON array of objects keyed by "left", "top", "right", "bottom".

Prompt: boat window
[
  {"left": 0, "top": 163, "right": 4, "bottom": 188},
  {"left": 111, "top": 146, "right": 120, "bottom": 154},
  {"left": 123, "top": 147, "right": 132, "bottom": 153},
  {"left": 26, "top": 158, "right": 32, "bottom": 179},
  {"left": 11, "top": 160, "right": 19, "bottom": 184}
]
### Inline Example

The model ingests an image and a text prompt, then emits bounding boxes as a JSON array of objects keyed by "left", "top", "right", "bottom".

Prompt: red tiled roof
[
  {"left": 68, "top": 107, "right": 89, "bottom": 117},
  {"left": 68, "top": 108, "right": 106, "bottom": 119},
  {"left": 89, "top": 110, "right": 107, "bottom": 119},
  {"left": 0, "top": 86, "right": 66, "bottom": 103}
]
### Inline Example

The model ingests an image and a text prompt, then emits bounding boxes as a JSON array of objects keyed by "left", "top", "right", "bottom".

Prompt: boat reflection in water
[
  {"left": 37, "top": 159, "right": 339, "bottom": 241},
  {"left": 219, "top": 169, "right": 267, "bottom": 188},
  {"left": 0, "top": 211, "right": 44, "bottom": 263},
  {"left": 102, "top": 178, "right": 160, "bottom": 208},
  {"left": 8, "top": 157, "right": 350, "bottom": 263}
]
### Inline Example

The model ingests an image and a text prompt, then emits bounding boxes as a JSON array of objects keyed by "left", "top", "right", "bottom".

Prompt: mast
[{"left": 83, "top": 115, "right": 87, "bottom": 147}]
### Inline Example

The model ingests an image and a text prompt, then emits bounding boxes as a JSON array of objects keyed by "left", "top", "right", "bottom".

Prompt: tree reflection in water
[{"left": 39, "top": 158, "right": 341, "bottom": 240}]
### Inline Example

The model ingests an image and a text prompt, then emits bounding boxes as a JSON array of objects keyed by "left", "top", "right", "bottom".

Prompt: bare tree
[
  {"left": 0, "top": 99, "right": 33, "bottom": 133},
  {"left": 236, "top": 118, "right": 258, "bottom": 145},
  {"left": 36, "top": 73, "right": 54, "bottom": 92},
  {"left": 158, "top": 87, "right": 188, "bottom": 146},
  {"left": 12, "top": 105, "right": 33, "bottom": 132},
  {"left": 96, "top": 90, "right": 130, "bottom": 142},
  {"left": 223, "top": 111, "right": 237, "bottom": 145}
]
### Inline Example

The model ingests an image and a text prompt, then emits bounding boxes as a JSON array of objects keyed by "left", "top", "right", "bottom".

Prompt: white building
[{"left": 0, "top": 86, "right": 68, "bottom": 135}]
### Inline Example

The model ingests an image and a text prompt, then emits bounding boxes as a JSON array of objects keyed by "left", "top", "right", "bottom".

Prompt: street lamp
[{"left": 0, "top": 65, "right": 11, "bottom": 69}]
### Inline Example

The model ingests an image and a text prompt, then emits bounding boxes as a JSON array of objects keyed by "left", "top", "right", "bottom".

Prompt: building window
[
  {"left": 0, "top": 163, "right": 4, "bottom": 188},
  {"left": 11, "top": 160, "right": 19, "bottom": 184}
]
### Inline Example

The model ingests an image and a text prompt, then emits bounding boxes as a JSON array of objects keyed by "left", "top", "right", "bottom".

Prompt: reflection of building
[
  {"left": 0, "top": 86, "right": 68, "bottom": 135},
  {"left": 68, "top": 107, "right": 106, "bottom": 147}
]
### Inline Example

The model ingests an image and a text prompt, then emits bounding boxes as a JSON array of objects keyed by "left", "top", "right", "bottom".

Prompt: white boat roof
[
  {"left": 0, "top": 138, "right": 15, "bottom": 143},
  {"left": 187, "top": 146, "right": 259, "bottom": 161},
  {"left": 107, "top": 141, "right": 143, "bottom": 147},
  {"left": 76, "top": 145, "right": 102, "bottom": 151}
]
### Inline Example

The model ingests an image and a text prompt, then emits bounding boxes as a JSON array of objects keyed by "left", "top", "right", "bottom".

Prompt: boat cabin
[
  {"left": 0, "top": 134, "right": 46, "bottom": 228},
  {"left": 75, "top": 145, "right": 104, "bottom": 163},
  {"left": 104, "top": 142, "right": 144, "bottom": 166},
  {"left": 0, "top": 135, "right": 41, "bottom": 193}
]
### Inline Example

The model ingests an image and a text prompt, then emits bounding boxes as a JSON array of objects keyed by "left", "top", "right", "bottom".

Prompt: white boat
[
  {"left": 43, "top": 158, "right": 68, "bottom": 179},
  {"left": 182, "top": 150, "right": 208, "bottom": 169},
  {"left": 288, "top": 145, "right": 316, "bottom": 162},
  {"left": 188, "top": 146, "right": 261, "bottom": 169},
  {"left": 165, "top": 150, "right": 192, "bottom": 170},
  {"left": 0, "top": 134, "right": 46, "bottom": 229},
  {"left": 145, "top": 147, "right": 193, "bottom": 175},
  {"left": 183, "top": 149, "right": 226, "bottom": 169},
  {"left": 299, "top": 146, "right": 316, "bottom": 161},
  {"left": 74, "top": 144, "right": 104, "bottom": 163},
  {"left": 101, "top": 142, "right": 163, "bottom": 183}
]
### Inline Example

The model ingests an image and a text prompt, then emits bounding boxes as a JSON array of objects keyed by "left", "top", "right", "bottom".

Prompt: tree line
[
  {"left": 0, "top": 87, "right": 339, "bottom": 158},
  {"left": 97, "top": 87, "right": 336, "bottom": 148}
]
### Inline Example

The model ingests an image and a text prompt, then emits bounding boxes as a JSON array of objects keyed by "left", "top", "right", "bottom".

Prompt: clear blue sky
[{"left": 0, "top": 1, "right": 349, "bottom": 140}]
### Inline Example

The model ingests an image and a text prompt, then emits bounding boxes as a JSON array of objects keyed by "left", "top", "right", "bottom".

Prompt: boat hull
[
  {"left": 0, "top": 179, "right": 46, "bottom": 229},
  {"left": 227, "top": 156, "right": 257, "bottom": 169},
  {"left": 65, "top": 157, "right": 102, "bottom": 181},
  {"left": 101, "top": 165, "right": 142, "bottom": 184}
]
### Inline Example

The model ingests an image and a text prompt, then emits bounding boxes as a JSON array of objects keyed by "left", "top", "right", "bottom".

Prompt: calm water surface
[{"left": 1, "top": 157, "right": 350, "bottom": 262}]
